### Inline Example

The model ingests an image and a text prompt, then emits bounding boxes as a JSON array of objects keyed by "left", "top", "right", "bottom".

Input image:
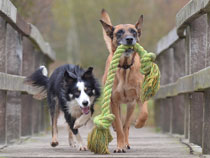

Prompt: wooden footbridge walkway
[
  {"left": 0, "top": 117, "right": 200, "bottom": 158},
  {"left": 0, "top": 0, "right": 210, "bottom": 157}
]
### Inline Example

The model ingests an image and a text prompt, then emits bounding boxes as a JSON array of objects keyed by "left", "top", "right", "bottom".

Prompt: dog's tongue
[{"left": 81, "top": 107, "right": 90, "bottom": 114}]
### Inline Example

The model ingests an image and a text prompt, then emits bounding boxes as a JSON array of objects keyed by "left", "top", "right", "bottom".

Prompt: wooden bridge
[{"left": 0, "top": 0, "right": 210, "bottom": 157}]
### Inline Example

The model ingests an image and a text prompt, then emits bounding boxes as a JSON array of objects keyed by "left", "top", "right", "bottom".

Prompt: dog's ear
[
  {"left": 64, "top": 71, "right": 77, "bottom": 83},
  {"left": 82, "top": 67, "right": 93, "bottom": 79},
  {"left": 135, "top": 15, "right": 143, "bottom": 36},
  {"left": 100, "top": 20, "right": 114, "bottom": 39}
]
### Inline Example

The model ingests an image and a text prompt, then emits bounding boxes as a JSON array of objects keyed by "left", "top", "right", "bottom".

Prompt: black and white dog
[{"left": 25, "top": 64, "right": 101, "bottom": 150}]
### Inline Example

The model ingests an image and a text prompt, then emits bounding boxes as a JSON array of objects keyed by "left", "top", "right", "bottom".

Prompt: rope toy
[{"left": 87, "top": 43, "right": 160, "bottom": 154}]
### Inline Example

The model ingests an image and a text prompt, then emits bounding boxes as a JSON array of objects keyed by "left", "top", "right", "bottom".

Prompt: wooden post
[
  {"left": 21, "top": 37, "right": 35, "bottom": 136},
  {"left": 184, "top": 26, "right": 191, "bottom": 139},
  {"left": 188, "top": 14, "right": 207, "bottom": 146},
  {"left": 5, "top": 24, "right": 23, "bottom": 144},
  {"left": 189, "top": 93, "right": 204, "bottom": 146},
  {"left": 203, "top": 89, "right": 210, "bottom": 154},
  {"left": 162, "top": 98, "right": 172, "bottom": 133},
  {"left": 202, "top": 13, "right": 210, "bottom": 154},
  {"left": 0, "top": 17, "right": 7, "bottom": 145},
  {"left": 171, "top": 95, "right": 184, "bottom": 134},
  {"left": 170, "top": 39, "right": 186, "bottom": 135}
]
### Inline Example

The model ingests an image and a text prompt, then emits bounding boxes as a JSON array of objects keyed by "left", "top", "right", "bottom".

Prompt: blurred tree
[{"left": 11, "top": 0, "right": 189, "bottom": 78}]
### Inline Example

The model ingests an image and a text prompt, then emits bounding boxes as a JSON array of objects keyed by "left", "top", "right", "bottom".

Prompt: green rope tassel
[{"left": 87, "top": 43, "right": 160, "bottom": 154}]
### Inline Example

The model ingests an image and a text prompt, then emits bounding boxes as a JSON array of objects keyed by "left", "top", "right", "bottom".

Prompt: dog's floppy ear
[
  {"left": 100, "top": 20, "right": 114, "bottom": 39},
  {"left": 135, "top": 15, "right": 143, "bottom": 36},
  {"left": 82, "top": 67, "right": 93, "bottom": 79},
  {"left": 64, "top": 71, "right": 77, "bottom": 83}
]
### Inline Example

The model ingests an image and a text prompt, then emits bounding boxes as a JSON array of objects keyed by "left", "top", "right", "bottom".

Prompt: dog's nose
[
  {"left": 126, "top": 36, "right": 134, "bottom": 45},
  {"left": 82, "top": 101, "right": 88, "bottom": 106}
]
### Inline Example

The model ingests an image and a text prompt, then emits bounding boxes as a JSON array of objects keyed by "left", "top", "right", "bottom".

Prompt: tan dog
[{"left": 100, "top": 9, "right": 148, "bottom": 153}]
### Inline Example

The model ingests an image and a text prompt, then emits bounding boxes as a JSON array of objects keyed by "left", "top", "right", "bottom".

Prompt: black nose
[
  {"left": 82, "top": 101, "right": 88, "bottom": 106},
  {"left": 126, "top": 36, "right": 134, "bottom": 45}
]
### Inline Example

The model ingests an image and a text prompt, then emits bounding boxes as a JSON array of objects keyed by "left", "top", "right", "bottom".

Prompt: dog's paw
[
  {"left": 135, "top": 119, "right": 146, "bottom": 128},
  {"left": 114, "top": 148, "right": 126, "bottom": 153},
  {"left": 74, "top": 120, "right": 83, "bottom": 129},
  {"left": 69, "top": 140, "right": 77, "bottom": 148},
  {"left": 73, "top": 123, "right": 82, "bottom": 129},
  {"left": 126, "top": 144, "right": 131, "bottom": 149},
  {"left": 78, "top": 145, "right": 87, "bottom": 151},
  {"left": 51, "top": 141, "right": 59, "bottom": 147}
]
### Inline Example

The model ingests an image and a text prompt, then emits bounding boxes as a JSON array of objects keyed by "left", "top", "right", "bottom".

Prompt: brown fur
[{"left": 100, "top": 9, "right": 148, "bottom": 152}]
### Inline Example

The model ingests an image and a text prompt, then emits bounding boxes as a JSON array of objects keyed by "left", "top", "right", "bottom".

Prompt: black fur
[{"left": 26, "top": 64, "right": 101, "bottom": 135}]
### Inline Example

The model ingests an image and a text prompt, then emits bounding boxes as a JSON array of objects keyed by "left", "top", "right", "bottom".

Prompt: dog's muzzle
[{"left": 120, "top": 35, "right": 136, "bottom": 46}]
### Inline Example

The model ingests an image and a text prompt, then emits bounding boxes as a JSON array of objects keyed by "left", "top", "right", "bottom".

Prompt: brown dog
[{"left": 100, "top": 9, "right": 148, "bottom": 153}]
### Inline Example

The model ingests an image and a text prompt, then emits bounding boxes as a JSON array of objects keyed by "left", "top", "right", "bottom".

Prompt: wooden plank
[
  {"left": 21, "top": 95, "right": 33, "bottom": 136},
  {"left": 0, "top": 17, "right": 6, "bottom": 145},
  {"left": 158, "top": 48, "right": 174, "bottom": 85},
  {"left": 189, "top": 14, "right": 207, "bottom": 74},
  {"left": 154, "top": 99, "right": 161, "bottom": 129},
  {"left": 5, "top": 24, "right": 22, "bottom": 144},
  {"left": 189, "top": 92, "right": 204, "bottom": 146},
  {"left": 154, "top": 66, "right": 210, "bottom": 99},
  {"left": 6, "top": 25, "right": 22, "bottom": 75},
  {"left": 6, "top": 91, "right": 21, "bottom": 144},
  {"left": 173, "top": 39, "right": 186, "bottom": 81},
  {"left": 176, "top": 0, "right": 210, "bottom": 37},
  {"left": 21, "top": 37, "right": 36, "bottom": 136},
  {"left": 162, "top": 99, "right": 171, "bottom": 133},
  {"left": 203, "top": 89, "right": 210, "bottom": 154},
  {"left": 0, "top": 91, "right": 6, "bottom": 144},
  {"left": 206, "top": 13, "right": 210, "bottom": 67},
  {"left": 0, "top": 0, "right": 17, "bottom": 23},
  {"left": 0, "top": 125, "right": 199, "bottom": 157},
  {"left": 0, "top": 72, "right": 42, "bottom": 94},
  {"left": 184, "top": 94, "right": 190, "bottom": 139},
  {"left": 171, "top": 95, "right": 185, "bottom": 135},
  {"left": 29, "top": 24, "right": 56, "bottom": 61},
  {"left": 0, "top": 17, "right": 6, "bottom": 72},
  {"left": 32, "top": 99, "right": 41, "bottom": 134},
  {"left": 156, "top": 28, "right": 179, "bottom": 56}
]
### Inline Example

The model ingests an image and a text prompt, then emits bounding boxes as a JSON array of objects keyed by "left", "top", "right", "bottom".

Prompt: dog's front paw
[
  {"left": 73, "top": 121, "right": 83, "bottom": 129},
  {"left": 78, "top": 145, "right": 87, "bottom": 151},
  {"left": 114, "top": 148, "right": 126, "bottom": 153},
  {"left": 126, "top": 144, "right": 131, "bottom": 149},
  {"left": 51, "top": 141, "right": 59, "bottom": 147},
  {"left": 69, "top": 140, "right": 77, "bottom": 148}
]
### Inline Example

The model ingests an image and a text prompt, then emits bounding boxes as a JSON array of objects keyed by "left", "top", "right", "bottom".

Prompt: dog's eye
[
  {"left": 74, "top": 90, "right": 81, "bottom": 98},
  {"left": 85, "top": 88, "right": 92, "bottom": 95},
  {"left": 130, "top": 29, "right": 137, "bottom": 36},
  {"left": 116, "top": 29, "right": 125, "bottom": 38}
]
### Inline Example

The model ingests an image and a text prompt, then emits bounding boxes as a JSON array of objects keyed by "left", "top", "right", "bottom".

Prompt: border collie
[{"left": 25, "top": 64, "right": 100, "bottom": 150}]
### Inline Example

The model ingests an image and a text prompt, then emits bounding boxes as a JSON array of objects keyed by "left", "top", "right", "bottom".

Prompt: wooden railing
[
  {"left": 154, "top": 0, "right": 210, "bottom": 155},
  {"left": 0, "top": 0, "right": 55, "bottom": 146}
]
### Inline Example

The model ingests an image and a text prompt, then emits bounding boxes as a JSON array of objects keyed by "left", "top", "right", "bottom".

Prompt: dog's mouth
[{"left": 80, "top": 106, "right": 90, "bottom": 114}]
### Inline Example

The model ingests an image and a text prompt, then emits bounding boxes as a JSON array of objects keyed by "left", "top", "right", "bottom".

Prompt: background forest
[{"left": 12, "top": 0, "right": 189, "bottom": 78}]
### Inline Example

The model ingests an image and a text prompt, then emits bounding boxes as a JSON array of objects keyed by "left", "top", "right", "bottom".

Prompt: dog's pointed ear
[
  {"left": 82, "top": 67, "right": 93, "bottom": 79},
  {"left": 100, "top": 20, "right": 114, "bottom": 39},
  {"left": 64, "top": 71, "right": 77, "bottom": 83},
  {"left": 135, "top": 15, "right": 143, "bottom": 36}
]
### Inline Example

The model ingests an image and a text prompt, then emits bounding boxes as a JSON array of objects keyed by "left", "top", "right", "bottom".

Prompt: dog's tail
[
  {"left": 24, "top": 66, "right": 49, "bottom": 100},
  {"left": 101, "top": 9, "right": 112, "bottom": 54}
]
